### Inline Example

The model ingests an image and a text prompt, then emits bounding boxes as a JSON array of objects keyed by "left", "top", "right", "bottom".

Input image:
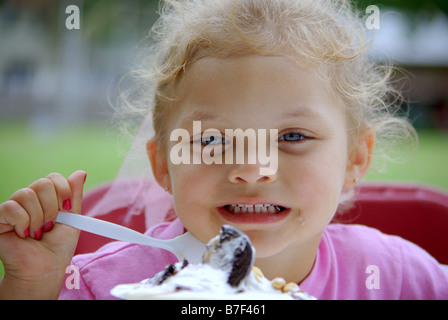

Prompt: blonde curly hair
[{"left": 116, "top": 0, "right": 417, "bottom": 209}]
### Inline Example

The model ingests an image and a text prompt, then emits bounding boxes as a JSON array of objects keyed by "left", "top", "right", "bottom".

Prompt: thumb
[{"left": 67, "top": 170, "right": 87, "bottom": 214}]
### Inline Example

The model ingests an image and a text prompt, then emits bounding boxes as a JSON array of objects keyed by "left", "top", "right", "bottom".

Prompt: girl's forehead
[
  {"left": 167, "top": 55, "right": 345, "bottom": 130},
  {"left": 184, "top": 56, "right": 333, "bottom": 101},
  {"left": 179, "top": 56, "right": 334, "bottom": 102},
  {"left": 184, "top": 55, "right": 325, "bottom": 81}
]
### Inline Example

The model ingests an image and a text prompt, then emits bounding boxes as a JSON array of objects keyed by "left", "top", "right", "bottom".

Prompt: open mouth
[
  {"left": 217, "top": 203, "right": 291, "bottom": 224},
  {"left": 223, "top": 204, "right": 287, "bottom": 214}
]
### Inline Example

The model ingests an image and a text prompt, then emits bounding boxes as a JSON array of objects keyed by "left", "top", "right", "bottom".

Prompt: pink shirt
[{"left": 59, "top": 219, "right": 448, "bottom": 300}]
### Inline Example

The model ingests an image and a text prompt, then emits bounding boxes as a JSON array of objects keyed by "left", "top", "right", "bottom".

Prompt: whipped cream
[{"left": 110, "top": 225, "right": 316, "bottom": 300}]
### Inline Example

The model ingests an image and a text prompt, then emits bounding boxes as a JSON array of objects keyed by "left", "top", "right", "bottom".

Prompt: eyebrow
[
  {"left": 178, "top": 109, "right": 219, "bottom": 125},
  {"left": 177, "top": 105, "right": 323, "bottom": 127},
  {"left": 279, "top": 108, "right": 323, "bottom": 120}
]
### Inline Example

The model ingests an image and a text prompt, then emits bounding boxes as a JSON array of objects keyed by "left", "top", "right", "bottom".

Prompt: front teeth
[{"left": 226, "top": 204, "right": 283, "bottom": 214}]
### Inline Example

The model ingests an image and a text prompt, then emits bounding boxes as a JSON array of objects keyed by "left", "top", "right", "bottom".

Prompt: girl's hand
[{"left": 0, "top": 170, "right": 86, "bottom": 299}]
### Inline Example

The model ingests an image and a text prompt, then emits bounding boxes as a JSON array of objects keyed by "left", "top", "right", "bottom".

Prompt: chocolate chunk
[
  {"left": 219, "top": 225, "right": 242, "bottom": 243},
  {"left": 155, "top": 264, "right": 176, "bottom": 285},
  {"left": 205, "top": 225, "right": 254, "bottom": 287},
  {"left": 152, "top": 259, "right": 189, "bottom": 285},
  {"left": 227, "top": 238, "right": 253, "bottom": 287},
  {"left": 181, "top": 258, "right": 189, "bottom": 269}
]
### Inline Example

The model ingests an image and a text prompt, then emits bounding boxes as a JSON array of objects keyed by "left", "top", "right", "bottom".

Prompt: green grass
[
  {"left": 0, "top": 123, "right": 447, "bottom": 280},
  {"left": 365, "top": 129, "right": 448, "bottom": 191},
  {"left": 0, "top": 121, "right": 127, "bottom": 202},
  {"left": 0, "top": 121, "right": 127, "bottom": 279}
]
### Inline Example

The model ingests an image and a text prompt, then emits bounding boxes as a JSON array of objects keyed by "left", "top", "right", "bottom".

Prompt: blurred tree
[
  {"left": 354, "top": 0, "right": 447, "bottom": 16},
  {"left": 79, "top": 0, "right": 448, "bottom": 41},
  {"left": 82, "top": 0, "right": 448, "bottom": 16},
  {"left": 2, "top": 0, "right": 447, "bottom": 14}
]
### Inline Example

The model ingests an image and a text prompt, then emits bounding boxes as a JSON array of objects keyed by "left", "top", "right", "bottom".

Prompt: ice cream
[{"left": 111, "top": 225, "right": 316, "bottom": 300}]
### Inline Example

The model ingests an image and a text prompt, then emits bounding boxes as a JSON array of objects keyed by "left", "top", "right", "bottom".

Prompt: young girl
[{"left": 1, "top": 0, "right": 447, "bottom": 299}]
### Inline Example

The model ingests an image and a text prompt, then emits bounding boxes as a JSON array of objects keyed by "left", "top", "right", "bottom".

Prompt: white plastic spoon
[{"left": 56, "top": 211, "right": 205, "bottom": 263}]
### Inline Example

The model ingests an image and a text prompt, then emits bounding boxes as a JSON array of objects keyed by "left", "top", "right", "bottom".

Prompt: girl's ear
[
  {"left": 147, "top": 138, "right": 171, "bottom": 192},
  {"left": 344, "top": 129, "right": 376, "bottom": 188}
]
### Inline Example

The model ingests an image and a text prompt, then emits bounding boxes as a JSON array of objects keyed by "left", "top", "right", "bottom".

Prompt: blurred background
[
  {"left": 0, "top": 0, "right": 447, "bottom": 279},
  {"left": 0, "top": 0, "right": 447, "bottom": 201}
]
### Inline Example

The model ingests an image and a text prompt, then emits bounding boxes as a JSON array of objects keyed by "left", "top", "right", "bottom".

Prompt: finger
[
  {"left": 28, "top": 178, "right": 59, "bottom": 232},
  {"left": 46, "top": 172, "right": 73, "bottom": 213},
  {"left": 0, "top": 200, "right": 30, "bottom": 238},
  {"left": 9, "top": 188, "right": 44, "bottom": 239},
  {"left": 67, "top": 170, "right": 87, "bottom": 215}
]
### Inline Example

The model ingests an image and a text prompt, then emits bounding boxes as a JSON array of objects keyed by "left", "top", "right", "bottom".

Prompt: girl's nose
[{"left": 228, "top": 164, "right": 277, "bottom": 185}]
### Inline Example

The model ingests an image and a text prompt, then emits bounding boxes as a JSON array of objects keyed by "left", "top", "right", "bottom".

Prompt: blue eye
[
  {"left": 201, "top": 135, "right": 226, "bottom": 146},
  {"left": 279, "top": 132, "right": 305, "bottom": 142}
]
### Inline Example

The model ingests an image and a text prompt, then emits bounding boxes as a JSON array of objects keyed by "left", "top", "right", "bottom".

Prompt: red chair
[
  {"left": 334, "top": 183, "right": 448, "bottom": 265},
  {"left": 76, "top": 181, "right": 448, "bottom": 264}
]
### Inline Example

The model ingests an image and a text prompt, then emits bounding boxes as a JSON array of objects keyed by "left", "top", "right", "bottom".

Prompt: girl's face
[{"left": 155, "top": 55, "right": 364, "bottom": 259}]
